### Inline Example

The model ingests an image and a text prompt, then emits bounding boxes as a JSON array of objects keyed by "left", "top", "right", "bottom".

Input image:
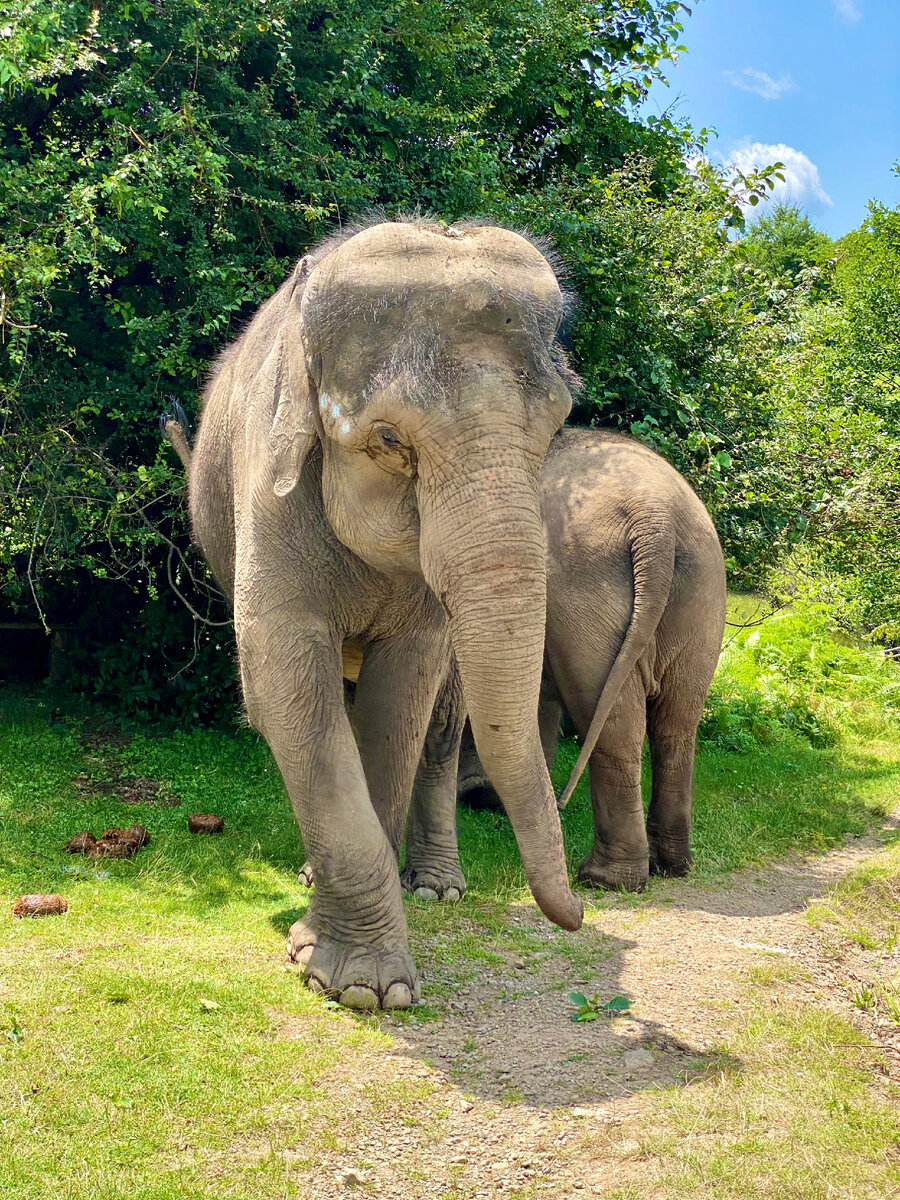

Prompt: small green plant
[
  {"left": 569, "top": 991, "right": 632, "bottom": 1022},
  {"left": 852, "top": 985, "right": 877, "bottom": 1011},
  {"left": 4, "top": 1015, "right": 23, "bottom": 1044}
]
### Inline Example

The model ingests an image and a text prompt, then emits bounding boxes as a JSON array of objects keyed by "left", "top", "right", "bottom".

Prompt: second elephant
[{"left": 409, "top": 427, "right": 727, "bottom": 894}]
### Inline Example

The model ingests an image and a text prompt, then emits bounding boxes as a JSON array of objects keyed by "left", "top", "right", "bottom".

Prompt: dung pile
[{"left": 65, "top": 825, "right": 151, "bottom": 860}]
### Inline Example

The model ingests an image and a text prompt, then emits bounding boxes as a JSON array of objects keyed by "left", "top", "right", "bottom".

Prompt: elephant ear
[{"left": 269, "top": 256, "right": 317, "bottom": 497}]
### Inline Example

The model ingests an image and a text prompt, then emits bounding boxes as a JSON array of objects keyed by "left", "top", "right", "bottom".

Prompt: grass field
[{"left": 1, "top": 601, "right": 899, "bottom": 1198}]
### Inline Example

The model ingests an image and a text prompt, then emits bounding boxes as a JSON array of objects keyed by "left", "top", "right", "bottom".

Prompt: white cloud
[
  {"left": 727, "top": 141, "right": 833, "bottom": 213},
  {"left": 833, "top": 0, "right": 861, "bottom": 22},
  {"left": 723, "top": 68, "right": 796, "bottom": 101}
]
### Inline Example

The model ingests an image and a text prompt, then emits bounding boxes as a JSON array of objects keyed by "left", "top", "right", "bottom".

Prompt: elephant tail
[
  {"left": 557, "top": 518, "right": 675, "bottom": 810},
  {"left": 160, "top": 399, "right": 193, "bottom": 472}
]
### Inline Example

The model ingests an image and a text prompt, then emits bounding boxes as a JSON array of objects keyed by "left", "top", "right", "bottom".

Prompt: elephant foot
[
  {"left": 577, "top": 851, "right": 648, "bottom": 893},
  {"left": 400, "top": 860, "right": 466, "bottom": 902},
  {"left": 297, "top": 861, "right": 315, "bottom": 887},
  {"left": 287, "top": 918, "right": 420, "bottom": 1010},
  {"left": 648, "top": 839, "right": 693, "bottom": 877}
]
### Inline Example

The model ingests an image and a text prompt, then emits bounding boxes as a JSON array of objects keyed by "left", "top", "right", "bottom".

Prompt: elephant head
[{"left": 265, "top": 219, "right": 581, "bottom": 930}]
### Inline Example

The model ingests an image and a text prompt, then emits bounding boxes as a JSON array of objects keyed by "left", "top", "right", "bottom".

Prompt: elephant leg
[
  {"left": 402, "top": 667, "right": 467, "bottom": 901},
  {"left": 238, "top": 615, "right": 417, "bottom": 1010},
  {"left": 352, "top": 617, "right": 449, "bottom": 860},
  {"left": 539, "top": 687, "right": 563, "bottom": 773},
  {"left": 646, "top": 670, "right": 704, "bottom": 877},
  {"left": 569, "top": 674, "right": 649, "bottom": 892}
]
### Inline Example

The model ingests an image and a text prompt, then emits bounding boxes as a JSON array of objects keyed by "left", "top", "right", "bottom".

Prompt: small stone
[
  {"left": 341, "top": 1169, "right": 367, "bottom": 1188},
  {"left": 623, "top": 1048, "right": 655, "bottom": 1071},
  {"left": 572, "top": 1106, "right": 594, "bottom": 1118},
  {"left": 461, "top": 1100, "right": 474, "bottom": 1112},
  {"left": 450, "top": 1154, "right": 468, "bottom": 1165},
  {"left": 513, "top": 959, "right": 526, "bottom": 970}
]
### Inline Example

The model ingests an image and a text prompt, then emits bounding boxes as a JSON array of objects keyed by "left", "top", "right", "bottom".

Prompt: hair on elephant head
[{"left": 264, "top": 217, "right": 578, "bottom": 572}]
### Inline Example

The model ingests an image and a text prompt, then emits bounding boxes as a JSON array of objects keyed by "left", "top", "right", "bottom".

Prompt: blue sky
[{"left": 642, "top": 0, "right": 900, "bottom": 237}]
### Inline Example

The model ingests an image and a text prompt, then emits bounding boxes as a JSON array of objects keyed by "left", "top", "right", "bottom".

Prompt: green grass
[
  {"left": 806, "top": 838, "right": 900, "bottom": 953},
  {"left": 604, "top": 834, "right": 900, "bottom": 1199},
  {"left": 608, "top": 1004, "right": 900, "bottom": 1199},
  {"left": 806, "top": 837, "right": 900, "bottom": 1027},
  {"left": 2, "top": 594, "right": 900, "bottom": 1198}
]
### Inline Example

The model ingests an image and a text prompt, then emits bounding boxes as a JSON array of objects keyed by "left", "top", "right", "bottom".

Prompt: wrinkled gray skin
[
  {"left": 408, "top": 429, "right": 727, "bottom": 895},
  {"left": 186, "top": 219, "right": 583, "bottom": 1010}
]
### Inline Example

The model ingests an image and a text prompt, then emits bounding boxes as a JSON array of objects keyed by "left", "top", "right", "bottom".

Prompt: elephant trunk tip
[{"left": 533, "top": 883, "right": 584, "bottom": 931}]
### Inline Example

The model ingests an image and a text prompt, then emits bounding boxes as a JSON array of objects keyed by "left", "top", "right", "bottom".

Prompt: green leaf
[
  {"left": 602, "top": 995, "right": 633, "bottom": 1013},
  {"left": 569, "top": 992, "right": 588, "bottom": 1008}
]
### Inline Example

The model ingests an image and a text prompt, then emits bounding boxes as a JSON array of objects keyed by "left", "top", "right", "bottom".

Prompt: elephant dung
[
  {"left": 88, "top": 827, "right": 143, "bottom": 859},
  {"left": 125, "top": 824, "right": 151, "bottom": 847},
  {"left": 188, "top": 813, "right": 224, "bottom": 834},
  {"left": 65, "top": 831, "right": 97, "bottom": 854},
  {"left": 13, "top": 894, "right": 69, "bottom": 918}
]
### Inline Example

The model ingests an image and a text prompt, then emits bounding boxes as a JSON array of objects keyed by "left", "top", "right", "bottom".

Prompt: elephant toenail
[
  {"left": 293, "top": 943, "right": 315, "bottom": 967},
  {"left": 382, "top": 982, "right": 413, "bottom": 1009},
  {"left": 444, "top": 887, "right": 461, "bottom": 902},
  {"left": 414, "top": 886, "right": 439, "bottom": 901},
  {"left": 339, "top": 985, "right": 379, "bottom": 1010},
  {"left": 306, "top": 976, "right": 326, "bottom": 994}
]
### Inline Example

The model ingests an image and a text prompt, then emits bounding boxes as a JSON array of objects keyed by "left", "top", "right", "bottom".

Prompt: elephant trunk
[{"left": 418, "top": 443, "right": 583, "bottom": 932}]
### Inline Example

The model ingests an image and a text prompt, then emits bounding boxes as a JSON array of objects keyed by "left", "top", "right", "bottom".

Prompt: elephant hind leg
[
  {"left": 402, "top": 667, "right": 467, "bottom": 902},
  {"left": 567, "top": 673, "right": 649, "bottom": 892},
  {"left": 645, "top": 658, "right": 708, "bottom": 877}
]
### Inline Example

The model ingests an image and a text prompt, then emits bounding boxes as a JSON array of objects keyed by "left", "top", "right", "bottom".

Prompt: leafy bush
[
  {"left": 700, "top": 603, "right": 900, "bottom": 753},
  {"left": 0, "top": 0, "right": 719, "bottom": 717}
]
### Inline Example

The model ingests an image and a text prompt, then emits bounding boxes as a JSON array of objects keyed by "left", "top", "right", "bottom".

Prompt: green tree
[
  {"left": 757, "top": 200, "right": 900, "bottom": 641},
  {"left": 2, "top": 0, "right": 702, "bottom": 717},
  {"left": 740, "top": 202, "right": 833, "bottom": 282}
]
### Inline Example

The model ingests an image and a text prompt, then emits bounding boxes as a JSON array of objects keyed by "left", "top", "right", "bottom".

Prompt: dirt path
[{"left": 287, "top": 814, "right": 900, "bottom": 1199}]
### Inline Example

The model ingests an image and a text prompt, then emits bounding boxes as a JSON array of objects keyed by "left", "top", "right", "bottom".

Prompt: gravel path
[{"left": 278, "top": 811, "right": 900, "bottom": 1198}]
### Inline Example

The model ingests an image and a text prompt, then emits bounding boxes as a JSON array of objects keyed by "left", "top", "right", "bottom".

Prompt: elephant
[
  {"left": 406, "top": 428, "right": 727, "bottom": 895},
  {"left": 184, "top": 218, "right": 584, "bottom": 1010}
]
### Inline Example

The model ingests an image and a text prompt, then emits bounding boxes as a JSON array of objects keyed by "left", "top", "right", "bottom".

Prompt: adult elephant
[
  {"left": 404, "top": 429, "right": 727, "bottom": 896},
  {"left": 186, "top": 219, "right": 583, "bottom": 1010}
]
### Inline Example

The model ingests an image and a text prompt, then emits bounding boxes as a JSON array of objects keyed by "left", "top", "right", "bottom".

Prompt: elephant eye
[{"left": 377, "top": 426, "right": 405, "bottom": 451}]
